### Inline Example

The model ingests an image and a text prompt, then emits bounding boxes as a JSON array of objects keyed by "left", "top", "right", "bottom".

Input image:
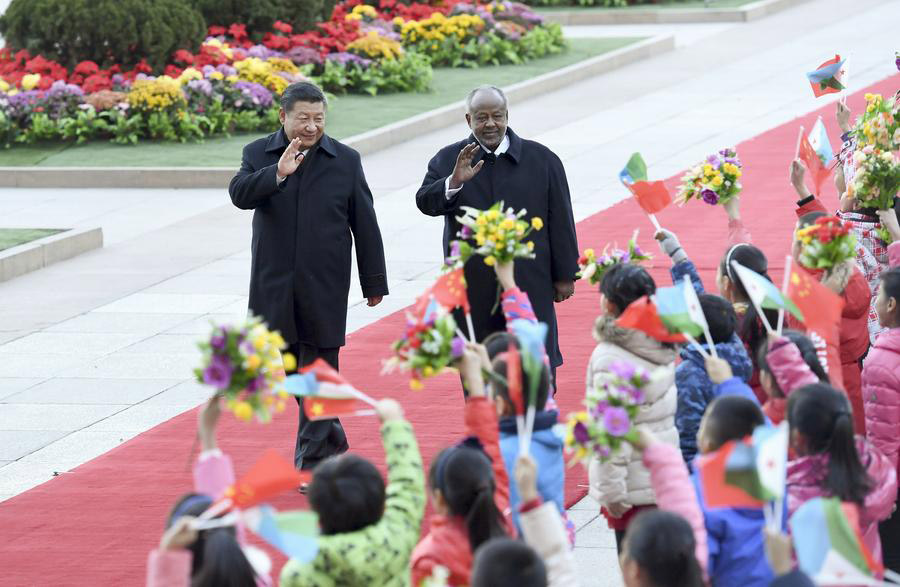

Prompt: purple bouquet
[
  {"left": 565, "top": 361, "right": 654, "bottom": 465},
  {"left": 194, "top": 314, "right": 293, "bottom": 423}
]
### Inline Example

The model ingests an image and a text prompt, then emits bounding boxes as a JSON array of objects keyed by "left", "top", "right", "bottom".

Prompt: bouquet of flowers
[
  {"left": 676, "top": 148, "right": 743, "bottom": 206},
  {"left": 195, "top": 315, "right": 293, "bottom": 423},
  {"left": 577, "top": 230, "right": 652, "bottom": 286},
  {"left": 444, "top": 201, "right": 543, "bottom": 269},
  {"left": 848, "top": 145, "right": 900, "bottom": 210},
  {"left": 853, "top": 93, "right": 900, "bottom": 152},
  {"left": 385, "top": 309, "right": 466, "bottom": 390},
  {"left": 564, "top": 361, "right": 653, "bottom": 465},
  {"left": 795, "top": 215, "right": 857, "bottom": 270}
]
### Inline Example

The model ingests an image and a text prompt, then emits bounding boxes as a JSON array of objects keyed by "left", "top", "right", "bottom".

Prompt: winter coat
[
  {"left": 763, "top": 337, "right": 821, "bottom": 424},
  {"left": 587, "top": 315, "right": 680, "bottom": 509},
  {"left": 862, "top": 241, "right": 900, "bottom": 478},
  {"left": 499, "top": 410, "right": 564, "bottom": 533},
  {"left": 416, "top": 128, "right": 579, "bottom": 368},
  {"left": 676, "top": 335, "right": 753, "bottom": 465},
  {"left": 410, "top": 397, "right": 514, "bottom": 587},
  {"left": 519, "top": 500, "right": 580, "bottom": 587},
  {"left": 786, "top": 436, "right": 897, "bottom": 564},
  {"left": 229, "top": 131, "right": 388, "bottom": 348},
  {"left": 797, "top": 197, "right": 890, "bottom": 345},
  {"left": 281, "top": 420, "right": 425, "bottom": 587},
  {"left": 672, "top": 260, "right": 767, "bottom": 403},
  {"left": 642, "top": 443, "right": 709, "bottom": 580},
  {"left": 788, "top": 259, "right": 871, "bottom": 434}
]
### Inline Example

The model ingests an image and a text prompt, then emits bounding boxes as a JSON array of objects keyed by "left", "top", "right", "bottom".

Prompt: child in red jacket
[{"left": 410, "top": 344, "right": 514, "bottom": 587}]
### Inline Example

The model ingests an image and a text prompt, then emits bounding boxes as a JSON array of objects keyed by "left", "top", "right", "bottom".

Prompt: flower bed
[{"left": 0, "top": 0, "right": 564, "bottom": 147}]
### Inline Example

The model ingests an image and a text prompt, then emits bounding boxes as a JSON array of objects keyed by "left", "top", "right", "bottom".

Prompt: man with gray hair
[{"left": 416, "top": 85, "right": 579, "bottom": 377}]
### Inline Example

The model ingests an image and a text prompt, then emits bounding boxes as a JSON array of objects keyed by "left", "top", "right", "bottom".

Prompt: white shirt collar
[{"left": 478, "top": 133, "right": 509, "bottom": 156}]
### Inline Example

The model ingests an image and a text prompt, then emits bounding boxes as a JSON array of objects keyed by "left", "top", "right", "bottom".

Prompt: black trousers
[
  {"left": 289, "top": 342, "right": 348, "bottom": 470},
  {"left": 880, "top": 495, "right": 900, "bottom": 573}
]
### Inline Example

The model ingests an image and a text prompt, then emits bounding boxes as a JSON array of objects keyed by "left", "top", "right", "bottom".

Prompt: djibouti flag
[
  {"left": 653, "top": 280, "right": 704, "bottom": 338},
  {"left": 724, "top": 422, "right": 788, "bottom": 502},
  {"left": 730, "top": 262, "right": 804, "bottom": 322}
]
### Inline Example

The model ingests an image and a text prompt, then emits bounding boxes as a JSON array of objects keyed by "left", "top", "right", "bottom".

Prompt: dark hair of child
[
  {"left": 698, "top": 294, "right": 738, "bottom": 345},
  {"left": 702, "top": 395, "right": 766, "bottom": 452},
  {"left": 755, "top": 329, "right": 829, "bottom": 398},
  {"left": 599, "top": 263, "right": 656, "bottom": 316},
  {"left": 718, "top": 243, "right": 780, "bottom": 362},
  {"left": 788, "top": 383, "right": 874, "bottom": 505},
  {"left": 623, "top": 510, "right": 704, "bottom": 587},
  {"left": 471, "top": 538, "right": 547, "bottom": 587},
  {"left": 307, "top": 454, "right": 386, "bottom": 535}
]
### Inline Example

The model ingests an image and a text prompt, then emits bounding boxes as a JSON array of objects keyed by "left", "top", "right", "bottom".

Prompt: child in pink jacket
[
  {"left": 862, "top": 215, "right": 900, "bottom": 573},
  {"left": 754, "top": 331, "right": 828, "bottom": 424},
  {"left": 146, "top": 397, "right": 267, "bottom": 587},
  {"left": 787, "top": 383, "right": 898, "bottom": 566}
]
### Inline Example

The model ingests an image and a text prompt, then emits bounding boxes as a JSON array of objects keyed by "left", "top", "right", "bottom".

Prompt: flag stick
[
  {"left": 762, "top": 501, "right": 774, "bottom": 531},
  {"left": 516, "top": 414, "right": 526, "bottom": 454},
  {"left": 342, "top": 386, "right": 378, "bottom": 408},
  {"left": 191, "top": 512, "right": 239, "bottom": 530},
  {"left": 777, "top": 255, "right": 792, "bottom": 335},
  {"left": 884, "top": 570, "right": 900, "bottom": 584},
  {"left": 731, "top": 261, "right": 777, "bottom": 335},
  {"left": 455, "top": 327, "right": 470, "bottom": 344},
  {"left": 682, "top": 332, "right": 711, "bottom": 360},
  {"left": 648, "top": 213, "right": 662, "bottom": 232},
  {"left": 794, "top": 126, "right": 805, "bottom": 159},
  {"left": 466, "top": 312, "right": 476, "bottom": 343},
  {"left": 701, "top": 322, "right": 719, "bottom": 359},
  {"left": 197, "top": 498, "right": 232, "bottom": 522},
  {"left": 522, "top": 405, "right": 535, "bottom": 457}
]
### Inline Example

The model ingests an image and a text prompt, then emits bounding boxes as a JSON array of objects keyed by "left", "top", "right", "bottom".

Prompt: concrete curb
[
  {"left": 0, "top": 35, "right": 675, "bottom": 190},
  {"left": 541, "top": 0, "right": 810, "bottom": 25},
  {"left": 0, "top": 227, "right": 103, "bottom": 282}
]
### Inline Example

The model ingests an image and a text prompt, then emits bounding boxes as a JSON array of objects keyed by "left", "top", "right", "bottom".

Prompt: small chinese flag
[
  {"left": 616, "top": 295, "right": 686, "bottom": 343},
  {"left": 798, "top": 133, "right": 832, "bottom": 195},
  {"left": 786, "top": 266, "right": 844, "bottom": 338},
  {"left": 221, "top": 449, "right": 304, "bottom": 509},
  {"left": 414, "top": 268, "right": 470, "bottom": 314},
  {"left": 629, "top": 181, "right": 672, "bottom": 215}
]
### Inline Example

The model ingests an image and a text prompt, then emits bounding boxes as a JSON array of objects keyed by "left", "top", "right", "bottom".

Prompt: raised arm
[
  {"left": 416, "top": 144, "right": 484, "bottom": 217},
  {"left": 229, "top": 138, "right": 304, "bottom": 210}
]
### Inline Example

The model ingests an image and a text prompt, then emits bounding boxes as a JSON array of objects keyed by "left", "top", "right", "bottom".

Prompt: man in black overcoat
[
  {"left": 229, "top": 82, "right": 389, "bottom": 473},
  {"left": 416, "top": 86, "right": 579, "bottom": 374}
]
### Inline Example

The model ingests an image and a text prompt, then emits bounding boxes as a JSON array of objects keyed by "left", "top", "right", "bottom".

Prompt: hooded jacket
[
  {"left": 587, "top": 315, "right": 680, "bottom": 509},
  {"left": 676, "top": 335, "right": 753, "bottom": 465}
]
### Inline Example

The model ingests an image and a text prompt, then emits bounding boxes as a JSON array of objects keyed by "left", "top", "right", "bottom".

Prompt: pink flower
[{"left": 603, "top": 407, "right": 631, "bottom": 437}]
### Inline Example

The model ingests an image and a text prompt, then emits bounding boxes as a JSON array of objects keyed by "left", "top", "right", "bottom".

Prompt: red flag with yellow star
[
  {"left": 414, "top": 268, "right": 470, "bottom": 314},
  {"left": 284, "top": 359, "right": 376, "bottom": 421},
  {"left": 786, "top": 266, "right": 844, "bottom": 339},
  {"left": 220, "top": 449, "right": 305, "bottom": 509}
]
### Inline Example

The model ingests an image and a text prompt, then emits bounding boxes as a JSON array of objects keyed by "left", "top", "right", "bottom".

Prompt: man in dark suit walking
[
  {"left": 229, "top": 82, "right": 389, "bottom": 473},
  {"left": 416, "top": 85, "right": 579, "bottom": 377}
]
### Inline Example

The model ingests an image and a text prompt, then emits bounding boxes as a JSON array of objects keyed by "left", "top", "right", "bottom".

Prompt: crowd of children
[{"left": 148, "top": 96, "right": 900, "bottom": 586}]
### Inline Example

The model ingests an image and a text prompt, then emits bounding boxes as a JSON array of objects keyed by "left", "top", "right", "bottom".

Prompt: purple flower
[
  {"left": 210, "top": 330, "right": 227, "bottom": 351},
  {"left": 187, "top": 79, "right": 213, "bottom": 96},
  {"left": 450, "top": 241, "right": 462, "bottom": 256},
  {"left": 203, "top": 354, "right": 233, "bottom": 390},
  {"left": 701, "top": 189, "right": 719, "bottom": 205},
  {"left": 217, "top": 64, "right": 237, "bottom": 77},
  {"left": 287, "top": 46, "right": 323, "bottom": 67},
  {"left": 247, "top": 44, "right": 282, "bottom": 59},
  {"left": 706, "top": 155, "right": 721, "bottom": 168},
  {"left": 233, "top": 81, "right": 273, "bottom": 108},
  {"left": 460, "top": 226, "right": 473, "bottom": 238},
  {"left": 626, "top": 386, "right": 645, "bottom": 404},
  {"left": 632, "top": 245, "right": 645, "bottom": 258},
  {"left": 615, "top": 249, "right": 629, "bottom": 263},
  {"left": 246, "top": 374, "right": 266, "bottom": 394},
  {"left": 603, "top": 407, "right": 631, "bottom": 437},
  {"left": 607, "top": 361, "right": 636, "bottom": 382},
  {"left": 326, "top": 52, "right": 372, "bottom": 68},
  {"left": 573, "top": 421, "right": 590, "bottom": 444},
  {"left": 451, "top": 336, "right": 466, "bottom": 359}
]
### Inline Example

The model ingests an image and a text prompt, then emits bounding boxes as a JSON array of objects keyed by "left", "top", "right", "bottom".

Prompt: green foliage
[
  {"left": 0, "top": 0, "right": 206, "bottom": 71},
  {"left": 190, "top": 0, "right": 333, "bottom": 35},
  {"left": 302, "top": 53, "right": 432, "bottom": 96},
  {"left": 407, "top": 25, "right": 566, "bottom": 68}
]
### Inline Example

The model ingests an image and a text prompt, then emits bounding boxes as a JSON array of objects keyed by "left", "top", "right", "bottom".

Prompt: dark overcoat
[
  {"left": 229, "top": 130, "right": 388, "bottom": 348},
  {"left": 415, "top": 128, "right": 579, "bottom": 367}
]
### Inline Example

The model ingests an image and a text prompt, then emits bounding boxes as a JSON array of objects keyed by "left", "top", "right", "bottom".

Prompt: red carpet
[{"left": 2, "top": 74, "right": 897, "bottom": 585}]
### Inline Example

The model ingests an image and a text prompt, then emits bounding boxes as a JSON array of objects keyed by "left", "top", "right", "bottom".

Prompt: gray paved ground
[{"left": 1, "top": 1, "right": 899, "bottom": 583}]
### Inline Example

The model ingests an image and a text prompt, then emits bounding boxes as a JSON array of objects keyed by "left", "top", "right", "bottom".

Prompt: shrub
[{"left": 190, "top": 0, "right": 335, "bottom": 36}]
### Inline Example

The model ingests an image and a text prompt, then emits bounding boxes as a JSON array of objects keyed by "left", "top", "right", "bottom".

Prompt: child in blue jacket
[{"left": 676, "top": 293, "right": 753, "bottom": 465}]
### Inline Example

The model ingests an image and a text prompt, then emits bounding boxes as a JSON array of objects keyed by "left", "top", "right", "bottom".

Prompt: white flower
[{"left": 581, "top": 263, "right": 597, "bottom": 281}]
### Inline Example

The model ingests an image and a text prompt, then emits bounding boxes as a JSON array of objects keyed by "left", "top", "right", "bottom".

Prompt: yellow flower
[
  {"left": 0, "top": 78, "right": 9, "bottom": 92},
  {"left": 275, "top": 401, "right": 286, "bottom": 414},
  {"left": 21, "top": 73, "right": 40, "bottom": 91},
  {"left": 178, "top": 67, "right": 202, "bottom": 84},
  {"left": 484, "top": 255, "right": 496, "bottom": 266},
  {"left": 226, "top": 75, "right": 239, "bottom": 83},
  {"left": 500, "top": 218, "right": 515, "bottom": 230},
  {"left": 233, "top": 401, "right": 254, "bottom": 421},
  {"left": 246, "top": 354, "right": 262, "bottom": 372},
  {"left": 486, "top": 209, "right": 501, "bottom": 221},
  {"left": 208, "top": 71, "right": 224, "bottom": 81},
  {"left": 584, "top": 248, "right": 595, "bottom": 258},
  {"left": 282, "top": 352, "right": 297, "bottom": 373},
  {"left": 531, "top": 217, "right": 544, "bottom": 231},
  {"left": 410, "top": 378, "right": 424, "bottom": 391},
  {"left": 423, "top": 366, "right": 435, "bottom": 377},
  {"left": 722, "top": 163, "right": 739, "bottom": 176},
  {"left": 475, "top": 215, "right": 488, "bottom": 226},
  {"left": 702, "top": 163, "right": 714, "bottom": 175},
  {"left": 710, "top": 174, "right": 724, "bottom": 188},
  {"left": 393, "top": 16, "right": 404, "bottom": 25},
  {"left": 527, "top": 241, "right": 535, "bottom": 251}
]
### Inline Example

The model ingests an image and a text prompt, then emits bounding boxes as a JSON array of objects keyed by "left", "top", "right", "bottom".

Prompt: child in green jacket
[{"left": 280, "top": 399, "right": 425, "bottom": 587}]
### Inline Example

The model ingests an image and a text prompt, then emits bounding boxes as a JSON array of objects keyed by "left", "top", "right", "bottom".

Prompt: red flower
[
  {"left": 82, "top": 73, "right": 112, "bottom": 93},
  {"left": 74, "top": 60, "right": 100, "bottom": 76},
  {"left": 273, "top": 20, "right": 293, "bottom": 34},
  {"left": 34, "top": 106, "right": 44, "bottom": 112},
  {"left": 208, "top": 25, "right": 226, "bottom": 37},
  {"left": 164, "top": 64, "right": 184, "bottom": 78},
  {"left": 173, "top": 50, "right": 194, "bottom": 65},
  {"left": 133, "top": 59, "right": 152, "bottom": 74},
  {"left": 262, "top": 33, "right": 291, "bottom": 51},
  {"left": 228, "top": 23, "right": 248, "bottom": 42}
]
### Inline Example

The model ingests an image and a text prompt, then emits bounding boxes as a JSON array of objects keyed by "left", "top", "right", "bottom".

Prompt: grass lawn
[
  {"left": 0, "top": 37, "right": 640, "bottom": 168},
  {"left": 0, "top": 228, "right": 65, "bottom": 252},
  {"left": 534, "top": 0, "right": 754, "bottom": 10}
]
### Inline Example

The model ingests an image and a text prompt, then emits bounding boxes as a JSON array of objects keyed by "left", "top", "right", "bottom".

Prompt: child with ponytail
[
  {"left": 786, "top": 383, "right": 897, "bottom": 563},
  {"left": 411, "top": 344, "right": 513, "bottom": 586}
]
